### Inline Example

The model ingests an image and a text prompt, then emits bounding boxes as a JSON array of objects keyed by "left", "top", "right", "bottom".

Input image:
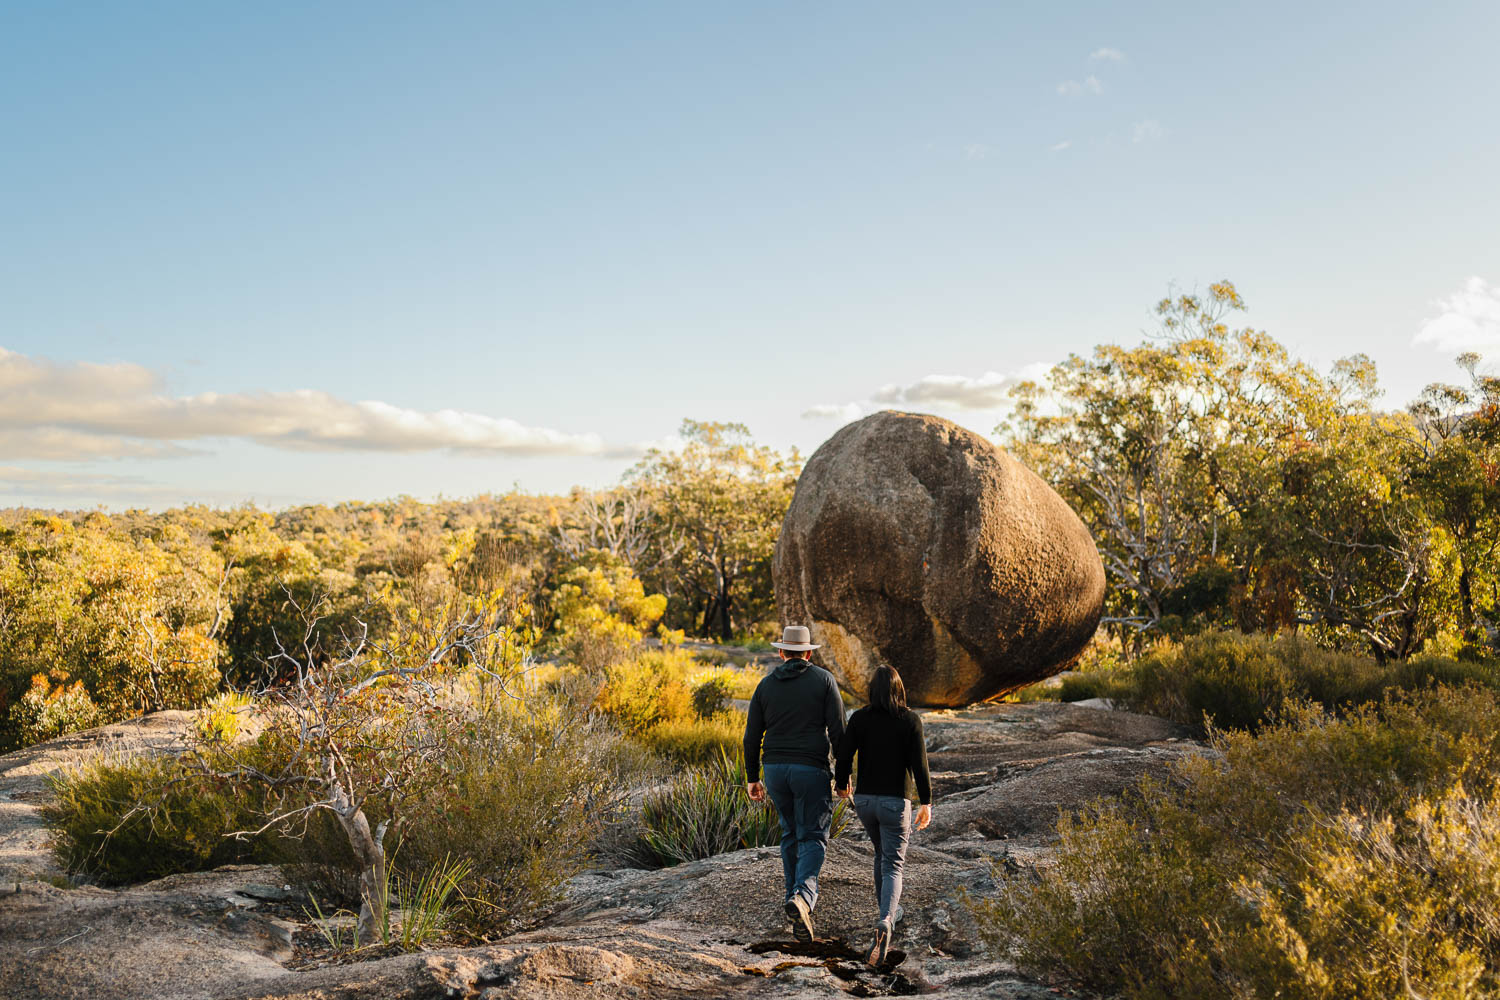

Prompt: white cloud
[
  {"left": 1414, "top": 277, "right": 1500, "bottom": 352},
  {"left": 801, "top": 364, "right": 1052, "bottom": 424},
  {"left": 871, "top": 364, "right": 1052, "bottom": 411},
  {"left": 801, "top": 403, "right": 865, "bottom": 422},
  {"left": 0, "top": 465, "right": 302, "bottom": 508},
  {"left": 0, "top": 347, "right": 635, "bottom": 461},
  {"left": 1132, "top": 119, "right": 1165, "bottom": 143},
  {"left": 1049, "top": 140, "right": 1072, "bottom": 152},
  {"left": 1089, "top": 47, "right": 1126, "bottom": 61},
  {"left": 0, "top": 428, "right": 191, "bottom": 460},
  {"left": 1057, "top": 75, "right": 1104, "bottom": 97}
]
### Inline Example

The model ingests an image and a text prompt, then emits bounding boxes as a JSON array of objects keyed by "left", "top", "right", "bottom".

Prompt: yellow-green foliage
[
  {"left": 193, "top": 690, "right": 253, "bottom": 742},
  {"left": 552, "top": 554, "right": 667, "bottom": 670},
  {"left": 0, "top": 514, "right": 225, "bottom": 748},
  {"left": 9, "top": 672, "right": 102, "bottom": 747},
  {"left": 594, "top": 648, "right": 697, "bottom": 734},
  {"left": 591, "top": 649, "right": 758, "bottom": 765},
  {"left": 970, "top": 685, "right": 1500, "bottom": 999},
  {"left": 1021, "top": 630, "right": 1500, "bottom": 734},
  {"left": 688, "top": 667, "right": 736, "bottom": 719},
  {"left": 637, "top": 712, "right": 745, "bottom": 767}
]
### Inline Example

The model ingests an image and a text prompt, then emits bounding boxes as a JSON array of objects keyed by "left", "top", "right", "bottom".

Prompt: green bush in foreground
[
  {"left": 45, "top": 702, "right": 638, "bottom": 937},
  {"left": 638, "top": 752, "right": 850, "bottom": 867},
  {"left": 43, "top": 753, "right": 270, "bottom": 884},
  {"left": 971, "top": 684, "right": 1500, "bottom": 999},
  {"left": 392, "top": 706, "right": 639, "bottom": 934}
]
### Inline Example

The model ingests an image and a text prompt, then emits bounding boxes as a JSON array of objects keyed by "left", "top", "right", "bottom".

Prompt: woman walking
[{"left": 833, "top": 664, "right": 932, "bottom": 967}]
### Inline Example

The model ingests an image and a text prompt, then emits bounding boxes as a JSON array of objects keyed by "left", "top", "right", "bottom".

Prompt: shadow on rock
[{"left": 745, "top": 937, "right": 928, "bottom": 995}]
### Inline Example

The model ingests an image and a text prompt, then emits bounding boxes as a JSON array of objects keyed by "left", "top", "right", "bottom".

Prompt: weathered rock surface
[
  {"left": 0, "top": 702, "right": 1198, "bottom": 999},
  {"left": 775, "top": 411, "right": 1106, "bottom": 706}
]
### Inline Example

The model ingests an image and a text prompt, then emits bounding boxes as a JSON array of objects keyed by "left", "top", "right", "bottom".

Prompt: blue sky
[{"left": 3, "top": 1, "right": 1498, "bottom": 509}]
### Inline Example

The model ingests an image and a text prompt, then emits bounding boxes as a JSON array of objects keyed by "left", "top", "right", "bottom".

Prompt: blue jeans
[
  {"left": 853, "top": 793, "right": 911, "bottom": 927},
  {"left": 763, "top": 763, "right": 833, "bottom": 911}
]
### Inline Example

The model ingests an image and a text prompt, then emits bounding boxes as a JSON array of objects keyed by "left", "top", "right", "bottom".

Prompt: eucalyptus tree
[
  {"left": 1000, "top": 281, "right": 1442, "bottom": 656},
  {"left": 1003, "top": 283, "right": 1344, "bottom": 639},
  {"left": 1407, "top": 352, "right": 1500, "bottom": 637},
  {"left": 629, "top": 420, "right": 799, "bottom": 639}
]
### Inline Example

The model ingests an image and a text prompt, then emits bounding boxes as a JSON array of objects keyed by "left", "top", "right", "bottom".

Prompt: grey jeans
[{"left": 852, "top": 793, "right": 911, "bottom": 927}]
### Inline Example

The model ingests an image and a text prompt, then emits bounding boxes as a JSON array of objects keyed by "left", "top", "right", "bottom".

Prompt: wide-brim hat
[{"left": 770, "top": 625, "right": 820, "bottom": 651}]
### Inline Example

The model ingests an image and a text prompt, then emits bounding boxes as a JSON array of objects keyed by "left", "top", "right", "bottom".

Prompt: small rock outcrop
[{"left": 774, "top": 410, "right": 1105, "bottom": 707}]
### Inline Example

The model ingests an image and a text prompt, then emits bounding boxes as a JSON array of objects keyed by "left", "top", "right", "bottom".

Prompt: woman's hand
[
  {"left": 836, "top": 785, "right": 852, "bottom": 799},
  {"left": 915, "top": 803, "right": 932, "bottom": 830}
]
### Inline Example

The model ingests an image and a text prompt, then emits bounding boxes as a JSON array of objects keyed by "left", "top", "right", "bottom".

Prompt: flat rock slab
[{"left": 0, "top": 701, "right": 1197, "bottom": 999}]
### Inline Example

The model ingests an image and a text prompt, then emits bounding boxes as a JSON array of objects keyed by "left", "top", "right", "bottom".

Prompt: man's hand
[
  {"left": 915, "top": 804, "right": 932, "bottom": 830},
  {"left": 746, "top": 781, "right": 766, "bottom": 802},
  {"left": 836, "top": 785, "right": 852, "bottom": 800}
]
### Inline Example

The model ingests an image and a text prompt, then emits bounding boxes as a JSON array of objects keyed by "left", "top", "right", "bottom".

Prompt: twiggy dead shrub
[{"left": 970, "top": 685, "right": 1500, "bottom": 999}]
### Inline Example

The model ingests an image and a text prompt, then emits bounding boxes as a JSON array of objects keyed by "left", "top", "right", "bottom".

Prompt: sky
[{"left": 3, "top": 1, "right": 1499, "bottom": 510}]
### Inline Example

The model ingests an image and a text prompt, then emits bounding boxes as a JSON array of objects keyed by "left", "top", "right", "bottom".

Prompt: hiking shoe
[
  {"left": 784, "top": 895, "right": 814, "bottom": 942},
  {"left": 867, "top": 921, "right": 891, "bottom": 967}
]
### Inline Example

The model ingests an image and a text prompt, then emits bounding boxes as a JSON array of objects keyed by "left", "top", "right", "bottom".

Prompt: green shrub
[
  {"left": 689, "top": 668, "right": 735, "bottom": 719},
  {"left": 1121, "top": 631, "right": 1383, "bottom": 731},
  {"left": 391, "top": 705, "right": 638, "bottom": 935},
  {"left": 1055, "top": 671, "right": 1133, "bottom": 703},
  {"left": 47, "top": 698, "right": 637, "bottom": 941},
  {"left": 637, "top": 712, "right": 745, "bottom": 766},
  {"left": 638, "top": 751, "right": 850, "bottom": 867},
  {"left": 969, "top": 684, "right": 1500, "bottom": 999},
  {"left": 9, "top": 671, "right": 102, "bottom": 748},
  {"left": 594, "top": 648, "right": 697, "bottom": 734},
  {"left": 1238, "top": 782, "right": 1500, "bottom": 999},
  {"left": 1046, "top": 631, "right": 1500, "bottom": 734},
  {"left": 44, "top": 752, "right": 270, "bottom": 884}
]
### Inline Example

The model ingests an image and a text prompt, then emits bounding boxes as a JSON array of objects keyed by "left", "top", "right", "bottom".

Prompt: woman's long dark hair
[{"left": 868, "top": 665, "right": 907, "bottom": 715}]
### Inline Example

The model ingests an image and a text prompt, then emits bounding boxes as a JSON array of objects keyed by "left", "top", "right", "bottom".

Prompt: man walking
[{"left": 744, "top": 624, "right": 846, "bottom": 942}]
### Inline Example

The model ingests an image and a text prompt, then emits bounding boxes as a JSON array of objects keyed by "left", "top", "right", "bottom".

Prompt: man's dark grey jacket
[{"left": 743, "top": 657, "right": 846, "bottom": 782}]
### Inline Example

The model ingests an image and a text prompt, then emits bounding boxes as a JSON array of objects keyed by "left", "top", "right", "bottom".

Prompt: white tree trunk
[{"left": 330, "top": 791, "right": 387, "bottom": 944}]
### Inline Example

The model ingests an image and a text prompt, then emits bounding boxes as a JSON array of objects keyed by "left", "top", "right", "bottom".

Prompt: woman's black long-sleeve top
[{"left": 834, "top": 706, "right": 932, "bottom": 805}]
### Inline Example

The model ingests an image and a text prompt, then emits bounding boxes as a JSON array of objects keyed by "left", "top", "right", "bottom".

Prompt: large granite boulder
[{"left": 774, "top": 410, "right": 1104, "bottom": 706}]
